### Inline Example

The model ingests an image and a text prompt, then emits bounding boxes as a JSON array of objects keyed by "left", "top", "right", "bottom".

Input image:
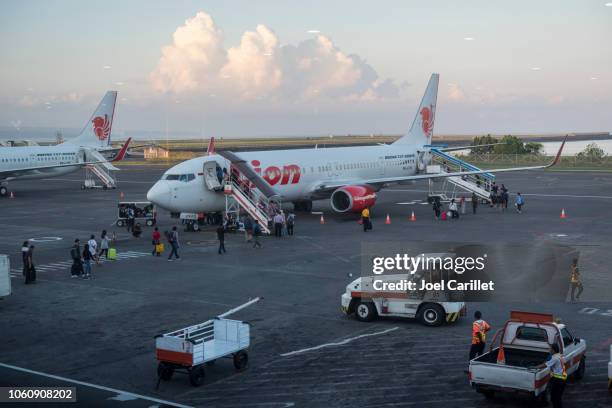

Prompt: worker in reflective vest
[
  {"left": 469, "top": 310, "right": 491, "bottom": 361},
  {"left": 539, "top": 343, "right": 567, "bottom": 408}
]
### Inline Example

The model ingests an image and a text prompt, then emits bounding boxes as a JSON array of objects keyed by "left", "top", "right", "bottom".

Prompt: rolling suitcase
[{"left": 108, "top": 248, "right": 117, "bottom": 260}]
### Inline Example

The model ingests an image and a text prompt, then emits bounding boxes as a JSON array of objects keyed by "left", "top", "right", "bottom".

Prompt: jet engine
[{"left": 330, "top": 185, "right": 377, "bottom": 213}]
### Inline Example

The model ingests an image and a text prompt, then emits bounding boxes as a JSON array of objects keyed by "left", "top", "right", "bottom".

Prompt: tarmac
[{"left": 1, "top": 165, "right": 611, "bottom": 407}]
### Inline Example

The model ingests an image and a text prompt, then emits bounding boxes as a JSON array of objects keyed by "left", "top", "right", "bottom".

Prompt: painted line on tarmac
[
  {"left": 0, "top": 362, "right": 193, "bottom": 408},
  {"left": 280, "top": 327, "right": 399, "bottom": 357}
]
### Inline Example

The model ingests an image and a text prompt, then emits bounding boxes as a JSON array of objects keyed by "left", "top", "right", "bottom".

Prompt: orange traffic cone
[
  {"left": 497, "top": 343, "right": 506, "bottom": 365},
  {"left": 385, "top": 214, "right": 391, "bottom": 224},
  {"left": 320, "top": 214, "right": 325, "bottom": 224},
  {"left": 410, "top": 211, "right": 416, "bottom": 222},
  {"left": 560, "top": 208, "right": 567, "bottom": 219},
  {"left": 9, "top": 192, "right": 15, "bottom": 199}
]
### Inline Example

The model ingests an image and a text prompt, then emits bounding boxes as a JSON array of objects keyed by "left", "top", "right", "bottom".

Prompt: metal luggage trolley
[{"left": 155, "top": 298, "right": 261, "bottom": 387}]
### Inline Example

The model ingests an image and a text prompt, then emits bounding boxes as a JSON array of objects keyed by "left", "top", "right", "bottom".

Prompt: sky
[{"left": 0, "top": 0, "right": 611, "bottom": 139}]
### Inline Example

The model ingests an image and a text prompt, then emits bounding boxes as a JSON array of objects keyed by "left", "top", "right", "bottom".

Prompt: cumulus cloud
[
  {"left": 150, "top": 11, "right": 400, "bottom": 101},
  {"left": 150, "top": 12, "right": 226, "bottom": 93}
]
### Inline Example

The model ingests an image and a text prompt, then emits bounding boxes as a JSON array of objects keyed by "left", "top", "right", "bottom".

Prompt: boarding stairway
[
  {"left": 224, "top": 180, "right": 273, "bottom": 234},
  {"left": 214, "top": 150, "right": 281, "bottom": 235},
  {"left": 83, "top": 149, "right": 118, "bottom": 189},
  {"left": 427, "top": 149, "right": 494, "bottom": 202}
]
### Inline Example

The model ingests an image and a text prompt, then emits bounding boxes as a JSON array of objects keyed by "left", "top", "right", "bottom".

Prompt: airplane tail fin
[
  {"left": 207, "top": 137, "right": 216, "bottom": 155},
  {"left": 393, "top": 73, "right": 439, "bottom": 146},
  {"left": 64, "top": 91, "right": 117, "bottom": 148}
]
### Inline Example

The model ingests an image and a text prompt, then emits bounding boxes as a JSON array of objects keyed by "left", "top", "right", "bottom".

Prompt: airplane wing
[
  {"left": 314, "top": 137, "right": 566, "bottom": 192},
  {"left": 0, "top": 138, "right": 131, "bottom": 180}
]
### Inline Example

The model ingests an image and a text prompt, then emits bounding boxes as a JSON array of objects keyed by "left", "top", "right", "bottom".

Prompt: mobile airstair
[
  {"left": 83, "top": 150, "right": 118, "bottom": 189},
  {"left": 427, "top": 149, "right": 494, "bottom": 203},
  {"left": 206, "top": 151, "right": 280, "bottom": 234}
]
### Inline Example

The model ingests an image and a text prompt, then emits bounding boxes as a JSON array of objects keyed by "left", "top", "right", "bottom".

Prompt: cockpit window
[{"left": 163, "top": 174, "right": 195, "bottom": 182}]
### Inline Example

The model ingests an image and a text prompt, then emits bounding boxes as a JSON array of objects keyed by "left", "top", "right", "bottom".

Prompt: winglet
[
  {"left": 207, "top": 137, "right": 216, "bottom": 155},
  {"left": 112, "top": 137, "right": 132, "bottom": 162},
  {"left": 546, "top": 136, "right": 567, "bottom": 168}
]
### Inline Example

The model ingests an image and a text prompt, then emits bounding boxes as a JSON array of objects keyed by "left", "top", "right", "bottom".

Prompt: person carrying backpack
[
  {"left": 286, "top": 211, "right": 295, "bottom": 236},
  {"left": 70, "top": 239, "right": 83, "bottom": 278},
  {"left": 167, "top": 226, "right": 180, "bottom": 261},
  {"left": 515, "top": 192, "right": 525, "bottom": 214},
  {"left": 252, "top": 220, "right": 262, "bottom": 248},
  {"left": 82, "top": 244, "right": 92, "bottom": 279}
]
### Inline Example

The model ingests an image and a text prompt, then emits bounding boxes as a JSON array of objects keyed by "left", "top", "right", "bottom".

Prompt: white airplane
[
  {"left": 146, "top": 74, "right": 565, "bottom": 214},
  {"left": 0, "top": 91, "right": 131, "bottom": 196}
]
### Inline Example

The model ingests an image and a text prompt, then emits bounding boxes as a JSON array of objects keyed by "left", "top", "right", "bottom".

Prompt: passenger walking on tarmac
[
  {"left": 152, "top": 227, "right": 161, "bottom": 256},
  {"left": 24, "top": 244, "right": 36, "bottom": 284},
  {"left": 449, "top": 199, "right": 459, "bottom": 219},
  {"left": 432, "top": 198, "right": 441, "bottom": 219},
  {"left": 515, "top": 192, "right": 525, "bottom": 214},
  {"left": 217, "top": 223, "right": 226, "bottom": 254},
  {"left": 471, "top": 193, "right": 478, "bottom": 215},
  {"left": 286, "top": 211, "right": 295, "bottom": 236},
  {"left": 569, "top": 258, "right": 583, "bottom": 302},
  {"left": 70, "top": 239, "right": 83, "bottom": 278},
  {"left": 127, "top": 205, "right": 135, "bottom": 232},
  {"left": 537, "top": 343, "right": 567, "bottom": 408},
  {"left": 469, "top": 311, "right": 491, "bottom": 361},
  {"left": 167, "top": 226, "right": 180, "bottom": 261},
  {"left": 21, "top": 241, "right": 29, "bottom": 278},
  {"left": 273, "top": 212, "right": 283, "bottom": 237},
  {"left": 82, "top": 244, "right": 92, "bottom": 279},
  {"left": 501, "top": 189, "right": 509, "bottom": 211},
  {"left": 361, "top": 207, "right": 372, "bottom": 232},
  {"left": 88, "top": 234, "right": 99, "bottom": 265},
  {"left": 244, "top": 216, "right": 253, "bottom": 242},
  {"left": 99, "top": 230, "right": 109, "bottom": 260},
  {"left": 490, "top": 182, "right": 499, "bottom": 208},
  {"left": 252, "top": 220, "right": 262, "bottom": 248}
]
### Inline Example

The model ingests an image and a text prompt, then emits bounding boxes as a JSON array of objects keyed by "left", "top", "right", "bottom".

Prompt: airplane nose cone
[{"left": 147, "top": 182, "right": 171, "bottom": 209}]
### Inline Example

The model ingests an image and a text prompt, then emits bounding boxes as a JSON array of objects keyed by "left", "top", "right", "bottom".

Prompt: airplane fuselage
[
  {"left": 147, "top": 143, "right": 423, "bottom": 213},
  {"left": 0, "top": 145, "right": 84, "bottom": 181}
]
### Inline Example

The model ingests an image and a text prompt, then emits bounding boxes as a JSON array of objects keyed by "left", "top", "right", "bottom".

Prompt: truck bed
[
  {"left": 470, "top": 347, "right": 551, "bottom": 394},
  {"left": 474, "top": 347, "right": 549, "bottom": 368}
]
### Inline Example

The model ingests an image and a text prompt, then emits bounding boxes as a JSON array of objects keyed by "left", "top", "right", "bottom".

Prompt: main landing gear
[{"left": 293, "top": 200, "right": 313, "bottom": 212}]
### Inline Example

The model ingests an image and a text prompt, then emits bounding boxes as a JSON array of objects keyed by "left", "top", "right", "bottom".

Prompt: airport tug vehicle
[
  {"left": 341, "top": 253, "right": 466, "bottom": 326},
  {"left": 469, "top": 311, "right": 586, "bottom": 403},
  {"left": 155, "top": 298, "right": 261, "bottom": 387}
]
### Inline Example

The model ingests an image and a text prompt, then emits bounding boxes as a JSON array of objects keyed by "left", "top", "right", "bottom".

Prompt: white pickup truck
[{"left": 469, "top": 311, "right": 587, "bottom": 403}]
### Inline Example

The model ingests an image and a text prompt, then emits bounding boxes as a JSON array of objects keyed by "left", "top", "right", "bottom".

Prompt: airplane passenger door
[{"left": 203, "top": 160, "right": 222, "bottom": 190}]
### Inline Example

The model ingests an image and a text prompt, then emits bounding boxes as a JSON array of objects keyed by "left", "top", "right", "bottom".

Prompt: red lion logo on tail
[
  {"left": 92, "top": 114, "right": 111, "bottom": 141},
  {"left": 420, "top": 105, "right": 434, "bottom": 137}
]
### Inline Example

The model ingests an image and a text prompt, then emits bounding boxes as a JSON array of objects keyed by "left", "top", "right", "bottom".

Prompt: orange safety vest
[
  {"left": 570, "top": 266, "right": 580, "bottom": 284},
  {"left": 361, "top": 208, "right": 370, "bottom": 218},
  {"left": 550, "top": 353, "right": 568, "bottom": 380},
  {"left": 472, "top": 319, "right": 491, "bottom": 344}
]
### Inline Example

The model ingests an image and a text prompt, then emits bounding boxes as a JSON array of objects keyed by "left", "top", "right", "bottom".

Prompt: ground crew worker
[
  {"left": 569, "top": 258, "right": 583, "bottom": 302},
  {"left": 538, "top": 343, "right": 567, "bottom": 408},
  {"left": 469, "top": 311, "right": 491, "bottom": 361},
  {"left": 217, "top": 223, "right": 226, "bottom": 254},
  {"left": 471, "top": 192, "right": 478, "bottom": 215},
  {"left": 361, "top": 207, "right": 371, "bottom": 232}
]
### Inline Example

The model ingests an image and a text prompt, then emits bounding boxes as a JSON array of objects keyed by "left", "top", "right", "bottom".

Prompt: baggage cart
[{"left": 155, "top": 297, "right": 261, "bottom": 387}]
